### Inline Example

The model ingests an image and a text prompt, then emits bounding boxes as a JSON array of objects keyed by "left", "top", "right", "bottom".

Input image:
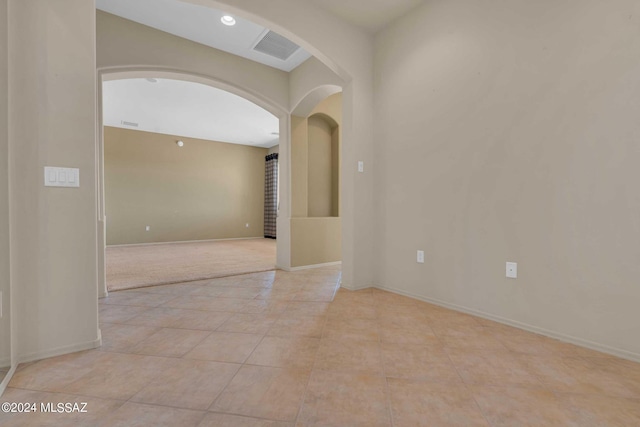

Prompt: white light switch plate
[
  {"left": 44, "top": 167, "right": 79, "bottom": 187},
  {"left": 417, "top": 250, "right": 424, "bottom": 263},
  {"left": 357, "top": 161, "right": 364, "bottom": 173},
  {"left": 506, "top": 262, "right": 518, "bottom": 278}
]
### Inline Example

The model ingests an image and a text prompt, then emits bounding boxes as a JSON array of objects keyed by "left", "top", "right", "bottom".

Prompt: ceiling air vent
[
  {"left": 253, "top": 30, "right": 300, "bottom": 61},
  {"left": 120, "top": 120, "right": 139, "bottom": 127}
]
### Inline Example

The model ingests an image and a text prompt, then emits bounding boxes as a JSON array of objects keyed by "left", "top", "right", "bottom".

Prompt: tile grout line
[
  {"left": 376, "top": 299, "right": 396, "bottom": 427},
  {"left": 104, "top": 283, "right": 276, "bottom": 418},
  {"left": 441, "top": 346, "right": 496, "bottom": 427},
  {"left": 19, "top": 269, "right": 638, "bottom": 425},
  {"left": 293, "top": 288, "right": 332, "bottom": 425},
  {"left": 7, "top": 271, "right": 342, "bottom": 425},
  {"left": 205, "top": 296, "right": 292, "bottom": 415}
]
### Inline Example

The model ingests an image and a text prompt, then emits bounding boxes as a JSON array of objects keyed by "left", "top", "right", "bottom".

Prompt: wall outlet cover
[{"left": 506, "top": 262, "right": 517, "bottom": 278}]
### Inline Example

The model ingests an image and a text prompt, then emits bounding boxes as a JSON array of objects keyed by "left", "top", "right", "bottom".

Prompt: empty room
[
  {"left": 1, "top": 0, "right": 639, "bottom": 426},
  {"left": 101, "top": 77, "right": 280, "bottom": 293}
]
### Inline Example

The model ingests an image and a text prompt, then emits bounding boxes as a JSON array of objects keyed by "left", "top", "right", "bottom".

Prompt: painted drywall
[
  {"left": 0, "top": 0, "right": 10, "bottom": 371},
  {"left": 309, "top": 92, "right": 343, "bottom": 126},
  {"left": 290, "top": 93, "right": 342, "bottom": 267},
  {"left": 290, "top": 56, "right": 343, "bottom": 116},
  {"left": 293, "top": 93, "right": 342, "bottom": 219},
  {"left": 291, "top": 218, "right": 341, "bottom": 267},
  {"left": 374, "top": 0, "right": 640, "bottom": 358},
  {"left": 268, "top": 145, "right": 279, "bottom": 155},
  {"left": 330, "top": 126, "right": 340, "bottom": 218},
  {"left": 307, "top": 116, "right": 339, "bottom": 217},
  {"left": 9, "top": 0, "right": 99, "bottom": 361},
  {"left": 291, "top": 116, "right": 309, "bottom": 218},
  {"left": 310, "top": 93, "right": 342, "bottom": 217},
  {"left": 104, "top": 127, "right": 267, "bottom": 245},
  {"left": 97, "top": 11, "right": 289, "bottom": 114}
]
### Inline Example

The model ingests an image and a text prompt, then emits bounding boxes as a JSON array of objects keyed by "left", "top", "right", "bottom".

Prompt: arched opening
[
  {"left": 94, "top": 0, "right": 361, "bottom": 295},
  {"left": 97, "top": 68, "right": 290, "bottom": 297}
]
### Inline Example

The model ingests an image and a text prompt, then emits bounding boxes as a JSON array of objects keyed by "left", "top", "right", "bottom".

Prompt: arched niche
[
  {"left": 289, "top": 92, "right": 342, "bottom": 268},
  {"left": 307, "top": 112, "right": 339, "bottom": 217},
  {"left": 292, "top": 84, "right": 343, "bottom": 118}
]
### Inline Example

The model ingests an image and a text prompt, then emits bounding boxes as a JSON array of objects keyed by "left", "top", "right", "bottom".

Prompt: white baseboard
[
  {"left": 107, "top": 236, "right": 266, "bottom": 248},
  {"left": 0, "top": 329, "right": 102, "bottom": 396},
  {"left": 279, "top": 261, "right": 341, "bottom": 272},
  {"left": 376, "top": 284, "right": 640, "bottom": 363},
  {"left": 0, "top": 364, "right": 17, "bottom": 397},
  {"left": 17, "top": 332, "right": 102, "bottom": 365},
  {"left": 340, "top": 282, "right": 370, "bottom": 291}
]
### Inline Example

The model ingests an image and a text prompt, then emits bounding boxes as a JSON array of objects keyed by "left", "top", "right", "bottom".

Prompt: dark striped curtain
[{"left": 264, "top": 153, "right": 278, "bottom": 239}]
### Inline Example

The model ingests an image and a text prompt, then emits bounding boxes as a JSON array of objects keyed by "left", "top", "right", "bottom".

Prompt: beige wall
[
  {"left": 268, "top": 145, "right": 279, "bottom": 155},
  {"left": 310, "top": 93, "right": 342, "bottom": 218},
  {"left": 290, "top": 57, "right": 343, "bottom": 116},
  {"left": 105, "top": 127, "right": 267, "bottom": 245},
  {"left": 0, "top": 0, "right": 10, "bottom": 370},
  {"left": 292, "top": 93, "right": 343, "bottom": 219},
  {"left": 291, "top": 115, "right": 309, "bottom": 217},
  {"left": 307, "top": 116, "right": 339, "bottom": 217},
  {"left": 331, "top": 126, "right": 339, "bottom": 217},
  {"left": 374, "top": 0, "right": 640, "bottom": 358},
  {"left": 9, "top": 0, "right": 99, "bottom": 361},
  {"left": 291, "top": 218, "right": 341, "bottom": 267},
  {"left": 290, "top": 93, "right": 342, "bottom": 267}
]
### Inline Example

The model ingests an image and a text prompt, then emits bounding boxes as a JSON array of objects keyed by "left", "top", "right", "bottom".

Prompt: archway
[
  {"left": 172, "top": 0, "right": 371, "bottom": 291},
  {"left": 96, "top": 68, "right": 291, "bottom": 297}
]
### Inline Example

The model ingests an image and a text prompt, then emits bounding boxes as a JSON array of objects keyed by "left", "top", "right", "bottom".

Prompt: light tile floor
[{"left": 2, "top": 267, "right": 640, "bottom": 426}]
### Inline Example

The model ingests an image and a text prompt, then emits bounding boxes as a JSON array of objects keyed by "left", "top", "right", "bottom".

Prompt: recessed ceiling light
[
  {"left": 146, "top": 78, "right": 158, "bottom": 83},
  {"left": 220, "top": 15, "right": 236, "bottom": 26},
  {"left": 271, "top": 132, "right": 279, "bottom": 136}
]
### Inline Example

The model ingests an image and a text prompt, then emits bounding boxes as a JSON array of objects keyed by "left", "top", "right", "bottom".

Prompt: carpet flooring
[{"left": 106, "top": 238, "right": 276, "bottom": 291}]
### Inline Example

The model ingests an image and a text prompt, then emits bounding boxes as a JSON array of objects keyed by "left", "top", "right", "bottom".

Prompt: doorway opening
[{"left": 98, "top": 71, "right": 286, "bottom": 294}]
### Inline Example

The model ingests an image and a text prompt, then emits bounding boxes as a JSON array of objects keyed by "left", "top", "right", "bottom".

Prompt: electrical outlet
[
  {"left": 358, "top": 161, "right": 364, "bottom": 173},
  {"left": 417, "top": 250, "right": 425, "bottom": 263},
  {"left": 245, "top": 223, "right": 250, "bottom": 228},
  {"left": 506, "top": 262, "right": 517, "bottom": 278},
  {"left": 145, "top": 225, "right": 150, "bottom": 231}
]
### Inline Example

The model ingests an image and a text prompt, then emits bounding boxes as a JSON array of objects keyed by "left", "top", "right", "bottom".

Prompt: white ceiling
[
  {"left": 95, "top": 0, "right": 311, "bottom": 72},
  {"left": 308, "top": 0, "right": 425, "bottom": 33},
  {"left": 103, "top": 79, "right": 280, "bottom": 148}
]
